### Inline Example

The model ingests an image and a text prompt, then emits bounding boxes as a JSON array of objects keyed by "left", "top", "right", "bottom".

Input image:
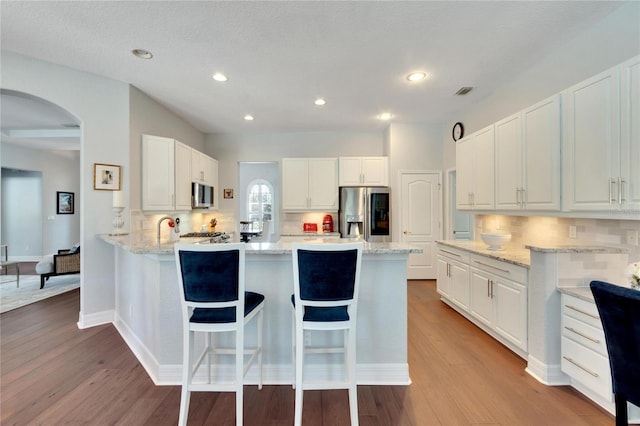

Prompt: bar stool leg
[{"left": 294, "top": 325, "right": 304, "bottom": 426}]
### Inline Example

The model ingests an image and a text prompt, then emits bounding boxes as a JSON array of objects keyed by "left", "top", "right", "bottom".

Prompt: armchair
[{"left": 36, "top": 246, "right": 80, "bottom": 289}]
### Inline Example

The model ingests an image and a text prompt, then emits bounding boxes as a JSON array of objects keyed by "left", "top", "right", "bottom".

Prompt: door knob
[{"left": 403, "top": 230, "right": 411, "bottom": 234}]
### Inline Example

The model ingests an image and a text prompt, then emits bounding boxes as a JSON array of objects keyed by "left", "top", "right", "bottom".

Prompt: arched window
[{"left": 247, "top": 179, "right": 273, "bottom": 231}]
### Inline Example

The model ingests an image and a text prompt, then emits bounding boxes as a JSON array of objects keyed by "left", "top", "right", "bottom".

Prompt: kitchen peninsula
[{"left": 99, "top": 234, "right": 421, "bottom": 386}]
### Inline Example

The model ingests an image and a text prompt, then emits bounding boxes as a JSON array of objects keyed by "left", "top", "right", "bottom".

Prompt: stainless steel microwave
[{"left": 192, "top": 182, "right": 214, "bottom": 209}]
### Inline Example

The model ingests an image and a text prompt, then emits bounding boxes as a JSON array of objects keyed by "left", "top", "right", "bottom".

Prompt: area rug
[{"left": 0, "top": 274, "right": 80, "bottom": 313}]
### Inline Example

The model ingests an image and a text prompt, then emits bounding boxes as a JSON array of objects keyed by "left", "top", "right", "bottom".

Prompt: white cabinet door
[
  {"left": 361, "top": 157, "right": 388, "bottom": 186},
  {"left": 282, "top": 158, "right": 310, "bottom": 210},
  {"left": 455, "top": 135, "right": 474, "bottom": 209},
  {"left": 449, "top": 261, "right": 470, "bottom": 310},
  {"left": 191, "top": 150, "right": 204, "bottom": 182},
  {"left": 563, "top": 66, "right": 620, "bottom": 211},
  {"left": 621, "top": 56, "right": 640, "bottom": 210},
  {"left": 456, "top": 126, "right": 494, "bottom": 210},
  {"left": 142, "top": 134, "right": 175, "bottom": 211},
  {"left": 308, "top": 158, "right": 338, "bottom": 210},
  {"left": 338, "top": 157, "right": 388, "bottom": 186},
  {"left": 469, "top": 268, "right": 494, "bottom": 327},
  {"left": 494, "top": 277, "right": 527, "bottom": 351},
  {"left": 174, "top": 141, "right": 192, "bottom": 211},
  {"left": 338, "top": 157, "right": 363, "bottom": 186},
  {"left": 522, "top": 95, "right": 561, "bottom": 210},
  {"left": 495, "top": 114, "right": 522, "bottom": 210},
  {"left": 436, "top": 257, "right": 450, "bottom": 298},
  {"left": 473, "top": 125, "right": 495, "bottom": 209}
]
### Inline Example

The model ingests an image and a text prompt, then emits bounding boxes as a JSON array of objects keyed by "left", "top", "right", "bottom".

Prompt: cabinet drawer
[
  {"left": 562, "top": 294, "right": 602, "bottom": 328},
  {"left": 562, "top": 314, "right": 607, "bottom": 356},
  {"left": 470, "top": 254, "right": 527, "bottom": 283},
  {"left": 437, "top": 247, "right": 470, "bottom": 263},
  {"left": 561, "top": 337, "right": 612, "bottom": 401}
]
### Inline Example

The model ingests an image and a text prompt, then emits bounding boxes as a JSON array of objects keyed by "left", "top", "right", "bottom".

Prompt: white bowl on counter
[{"left": 480, "top": 233, "right": 512, "bottom": 251}]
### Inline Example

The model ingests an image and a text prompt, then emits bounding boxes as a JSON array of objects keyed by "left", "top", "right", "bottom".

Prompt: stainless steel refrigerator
[{"left": 339, "top": 187, "right": 391, "bottom": 242}]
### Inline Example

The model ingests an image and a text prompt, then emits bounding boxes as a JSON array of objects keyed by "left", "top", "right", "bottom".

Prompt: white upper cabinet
[
  {"left": 563, "top": 65, "right": 620, "bottom": 211},
  {"left": 563, "top": 55, "right": 639, "bottom": 213},
  {"left": 620, "top": 56, "right": 640, "bottom": 210},
  {"left": 282, "top": 158, "right": 338, "bottom": 211},
  {"left": 141, "top": 134, "right": 192, "bottom": 211},
  {"left": 191, "top": 150, "right": 218, "bottom": 188},
  {"left": 495, "top": 95, "right": 561, "bottom": 211},
  {"left": 339, "top": 157, "right": 388, "bottom": 186},
  {"left": 456, "top": 125, "right": 495, "bottom": 210}
]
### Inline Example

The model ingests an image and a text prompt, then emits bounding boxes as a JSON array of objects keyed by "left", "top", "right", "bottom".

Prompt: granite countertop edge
[
  {"left": 436, "top": 240, "right": 531, "bottom": 268},
  {"left": 97, "top": 234, "right": 422, "bottom": 255},
  {"left": 557, "top": 286, "right": 595, "bottom": 302}
]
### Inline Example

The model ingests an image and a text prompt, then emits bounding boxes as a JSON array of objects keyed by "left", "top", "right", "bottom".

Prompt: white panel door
[
  {"left": 563, "top": 67, "right": 620, "bottom": 210},
  {"left": 621, "top": 56, "right": 640, "bottom": 210},
  {"left": 400, "top": 172, "right": 440, "bottom": 280}
]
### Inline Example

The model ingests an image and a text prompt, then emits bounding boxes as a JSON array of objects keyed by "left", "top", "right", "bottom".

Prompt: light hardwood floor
[{"left": 1, "top": 281, "right": 613, "bottom": 425}]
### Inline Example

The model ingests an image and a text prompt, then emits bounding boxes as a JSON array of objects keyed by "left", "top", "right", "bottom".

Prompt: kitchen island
[{"left": 98, "top": 234, "right": 421, "bottom": 386}]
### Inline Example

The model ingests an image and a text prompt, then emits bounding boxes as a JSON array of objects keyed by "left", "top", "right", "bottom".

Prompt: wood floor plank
[{"left": 0, "top": 280, "right": 616, "bottom": 425}]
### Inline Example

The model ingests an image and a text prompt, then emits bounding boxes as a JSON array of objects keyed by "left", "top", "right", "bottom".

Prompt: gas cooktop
[{"left": 180, "top": 232, "right": 223, "bottom": 238}]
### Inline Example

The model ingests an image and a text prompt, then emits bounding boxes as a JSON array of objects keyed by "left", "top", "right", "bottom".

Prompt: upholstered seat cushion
[
  {"left": 190, "top": 291, "right": 265, "bottom": 323},
  {"left": 290, "top": 295, "right": 349, "bottom": 322},
  {"left": 35, "top": 254, "right": 55, "bottom": 274}
]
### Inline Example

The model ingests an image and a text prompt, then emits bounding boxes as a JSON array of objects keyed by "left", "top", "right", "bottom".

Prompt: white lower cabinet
[
  {"left": 561, "top": 293, "right": 640, "bottom": 420},
  {"left": 437, "top": 244, "right": 528, "bottom": 356},
  {"left": 437, "top": 247, "right": 470, "bottom": 310},
  {"left": 469, "top": 255, "right": 528, "bottom": 353}
]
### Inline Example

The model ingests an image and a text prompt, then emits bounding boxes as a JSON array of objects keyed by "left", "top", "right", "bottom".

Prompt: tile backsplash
[{"left": 475, "top": 215, "right": 640, "bottom": 260}]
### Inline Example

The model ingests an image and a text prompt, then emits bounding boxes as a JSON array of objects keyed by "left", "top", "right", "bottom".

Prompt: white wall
[
  {"left": 1, "top": 144, "right": 80, "bottom": 256},
  {"left": 129, "top": 86, "right": 205, "bottom": 212},
  {"left": 441, "top": 2, "right": 640, "bottom": 170},
  {"left": 1, "top": 52, "right": 129, "bottom": 325},
  {"left": 206, "top": 130, "right": 382, "bottom": 215},
  {"left": 385, "top": 122, "right": 444, "bottom": 241}
]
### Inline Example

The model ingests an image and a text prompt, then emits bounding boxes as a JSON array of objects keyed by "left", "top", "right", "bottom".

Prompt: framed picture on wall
[
  {"left": 57, "top": 191, "right": 74, "bottom": 214},
  {"left": 93, "top": 163, "right": 121, "bottom": 190},
  {"left": 224, "top": 188, "right": 234, "bottom": 199}
]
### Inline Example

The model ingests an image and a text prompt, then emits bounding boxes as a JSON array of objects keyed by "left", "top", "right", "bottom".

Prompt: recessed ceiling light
[
  {"left": 378, "top": 113, "right": 393, "bottom": 121},
  {"left": 131, "top": 49, "right": 153, "bottom": 59},
  {"left": 314, "top": 98, "right": 326, "bottom": 106},
  {"left": 406, "top": 71, "right": 427, "bottom": 82},
  {"left": 212, "top": 73, "right": 228, "bottom": 82},
  {"left": 244, "top": 115, "right": 254, "bottom": 121}
]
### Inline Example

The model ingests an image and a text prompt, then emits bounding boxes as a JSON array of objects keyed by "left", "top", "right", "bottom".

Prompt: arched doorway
[{"left": 0, "top": 89, "right": 81, "bottom": 305}]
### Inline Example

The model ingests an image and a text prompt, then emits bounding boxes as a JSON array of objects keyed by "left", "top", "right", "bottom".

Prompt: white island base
[{"left": 104, "top": 238, "right": 415, "bottom": 386}]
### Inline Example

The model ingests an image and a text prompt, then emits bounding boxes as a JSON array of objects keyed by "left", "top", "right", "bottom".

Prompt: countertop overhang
[{"left": 98, "top": 234, "right": 422, "bottom": 255}]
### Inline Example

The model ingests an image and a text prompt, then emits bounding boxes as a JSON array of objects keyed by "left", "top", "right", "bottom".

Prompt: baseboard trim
[
  {"left": 112, "top": 314, "right": 162, "bottom": 385},
  {"left": 525, "top": 355, "right": 569, "bottom": 386},
  {"left": 77, "top": 309, "right": 114, "bottom": 329}
]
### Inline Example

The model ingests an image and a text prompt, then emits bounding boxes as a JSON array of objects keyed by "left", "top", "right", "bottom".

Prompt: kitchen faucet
[{"left": 157, "top": 216, "right": 177, "bottom": 244}]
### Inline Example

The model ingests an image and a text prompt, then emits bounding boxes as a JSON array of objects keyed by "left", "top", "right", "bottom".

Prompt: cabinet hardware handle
[
  {"left": 473, "top": 260, "right": 510, "bottom": 274},
  {"left": 447, "top": 263, "right": 451, "bottom": 278},
  {"left": 610, "top": 178, "right": 617, "bottom": 204},
  {"left": 521, "top": 188, "right": 526, "bottom": 208},
  {"left": 619, "top": 178, "right": 626, "bottom": 204},
  {"left": 565, "top": 304, "right": 600, "bottom": 320},
  {"left": 516, "top": 188, "right": 520, "bottom": 206},
  {"left": 563, "top": 356, "right": 599, "bottom": 377},
  {"left": 487, "top": 279, "right": 490, "bottom": 298},
  {"left": 441, "top": 249, "right": 461, "bottom": 258},
  {"left": 564, "top": 326, "right": 600, "bottom": 344},
  {"left": 490, "top": 279, "right": 494, "bottom": 298}
]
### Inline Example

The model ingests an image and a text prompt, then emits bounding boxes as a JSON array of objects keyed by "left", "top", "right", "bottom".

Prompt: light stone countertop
[
  {"left": 98, "top": 234, "right": 422, "bottom": 255},
  {"left": 525, "top": 244, "right": 628, "bottom": 254},
  {"left": 436, "top": 240, "right": 531, "bottom": 268},
  {"left": 557, "top": 286, "right": 595, "bottom": 302}
]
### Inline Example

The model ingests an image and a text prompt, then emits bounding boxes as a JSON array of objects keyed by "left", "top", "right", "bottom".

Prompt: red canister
[{"left": 322, "top": 215, "right": 334, "bottom": 233}]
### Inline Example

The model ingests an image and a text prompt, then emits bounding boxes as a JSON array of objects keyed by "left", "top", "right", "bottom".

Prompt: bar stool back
[
  {"left": 174, "top": 243, "right": 264, "bottom": 426},
  {"left": 590, "top": 280, "right": 640, "bottom": 426},
  {"left": 291, "top": 242, "right": 363, "bottom": 426}
]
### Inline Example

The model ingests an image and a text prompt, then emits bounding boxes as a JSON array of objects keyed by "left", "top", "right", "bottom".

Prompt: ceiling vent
[{"left": 455, "top": 87, "right": 473, "bottom": 96}]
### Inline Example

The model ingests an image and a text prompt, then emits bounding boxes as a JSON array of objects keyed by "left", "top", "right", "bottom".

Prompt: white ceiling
[{"left": 0, "top": 0, "right": 625, "bottom": 148}]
